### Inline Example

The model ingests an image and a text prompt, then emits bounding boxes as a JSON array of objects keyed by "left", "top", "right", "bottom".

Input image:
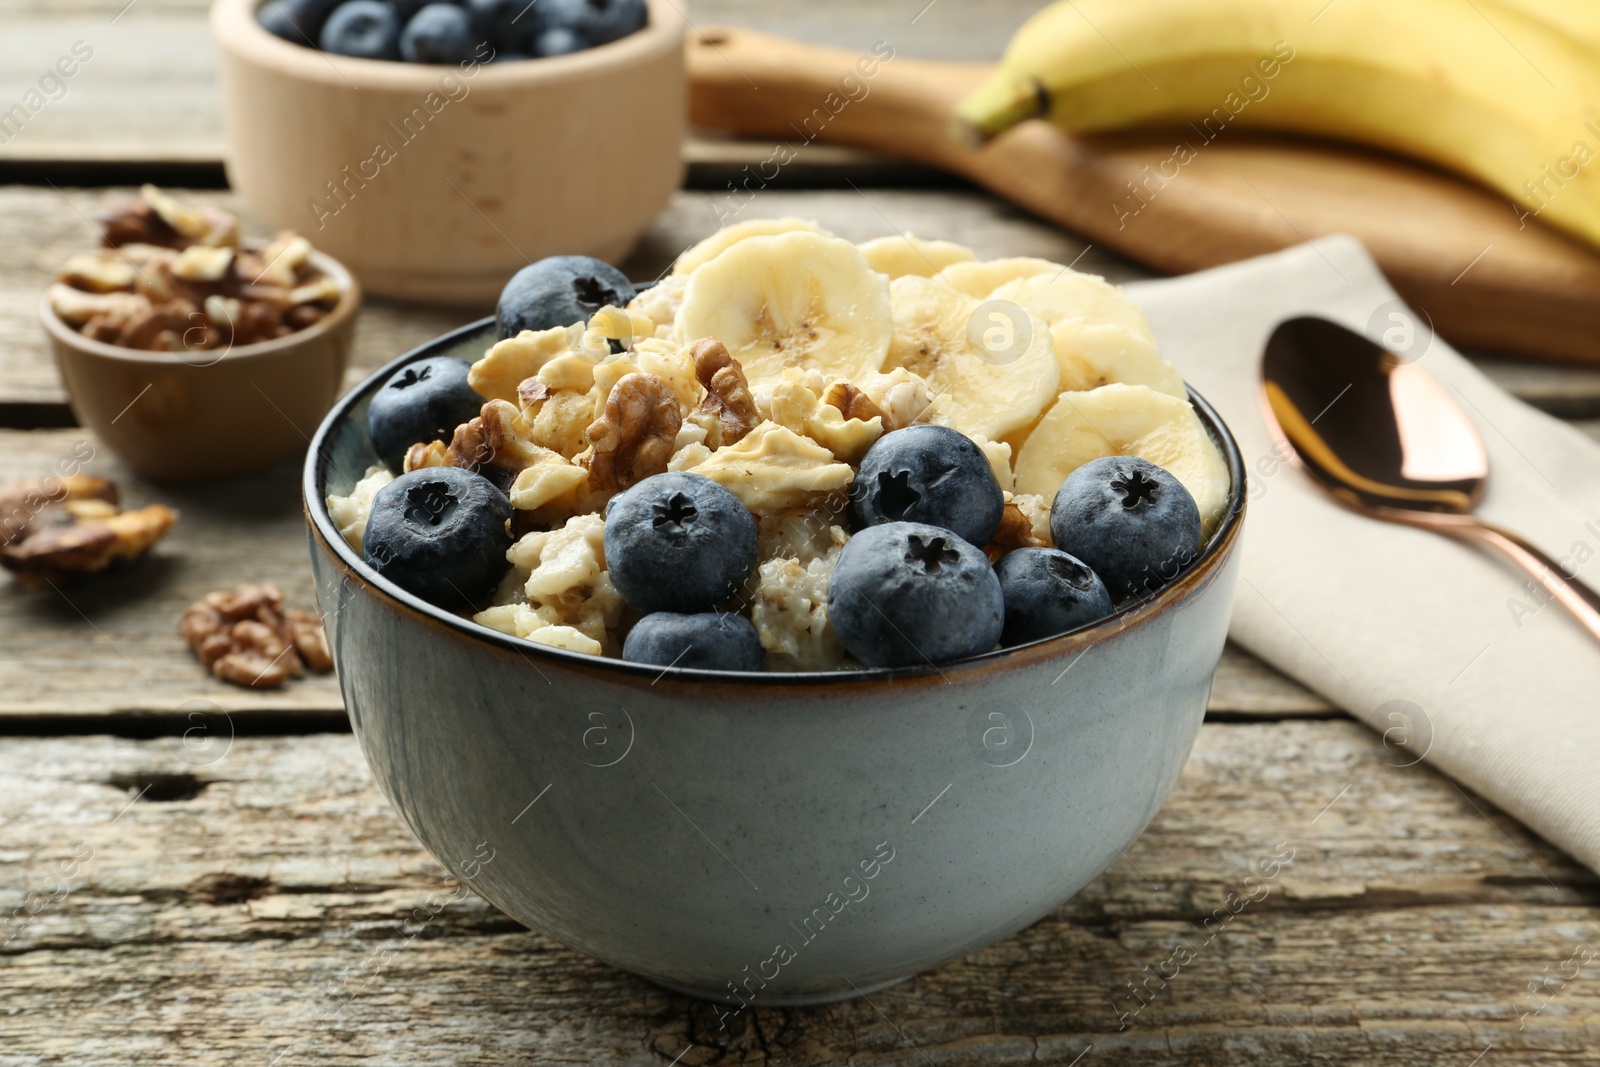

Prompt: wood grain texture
[
  {"left": 0, "top": 427, "right": 1330, "bottom": 719},
  {"left": 0, "top": 0, "right": 1035, "bottom": 164},
  {"left": 2, "top": 722, "right": 1597, "bottom": 1064},
  {"left": 9, "top": 185, "right": 1600, "bottom": 414}
]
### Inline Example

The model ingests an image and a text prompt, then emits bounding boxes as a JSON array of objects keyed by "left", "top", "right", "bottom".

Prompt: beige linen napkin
[{"left": 1124, "top": 236, "right": 1600, "bottom": 871}]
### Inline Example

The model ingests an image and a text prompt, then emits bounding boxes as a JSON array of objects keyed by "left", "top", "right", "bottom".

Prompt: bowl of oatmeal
[{"left": 303, "top": 222, "right": 1245, "bottom": 1004}]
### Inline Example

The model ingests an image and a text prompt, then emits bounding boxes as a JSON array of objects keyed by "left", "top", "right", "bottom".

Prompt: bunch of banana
[
  {"left": 953, "top": 0, "right": 1600, "bottom": 248},
  {"left": 668, "top": 221, "right": 1230, "bottom": 526}
]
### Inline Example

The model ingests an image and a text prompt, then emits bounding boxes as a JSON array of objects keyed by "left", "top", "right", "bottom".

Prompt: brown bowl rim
[
  {"left": 212, "top": 0, "right": 687, "bottom": 88},
  {"left": 39, "top": 245, "right": 361, "bottom": 366},
  {"left": 302, "top": 317, "right": 1248, "bottom": 690}
]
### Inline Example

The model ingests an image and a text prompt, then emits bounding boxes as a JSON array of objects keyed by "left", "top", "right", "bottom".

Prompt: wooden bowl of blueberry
[{"left": 210, "top": 0, "right": 685, "bottom": 304}]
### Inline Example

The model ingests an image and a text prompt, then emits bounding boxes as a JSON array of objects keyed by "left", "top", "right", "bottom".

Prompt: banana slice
[
  {"left": 885, "top": 274, "right": 1059, "bottom": 440},
  {"left": 858, "top": 233, "right": 977, "bottom": 279},
  {"left": 1014, "top": 384, "right": 1229, "bottom": 527},
  {"left": 938, "top": 256, "right": 1063, "bottom": 298},
  {"left": 673, "top": 217, "right": 831, "bottom": 276},
  {"left": 990, "top": 274, "right": 1184, "bottom": 397},
  {"left": 677, "top": 232, "right": 893, "bottom": 384}
]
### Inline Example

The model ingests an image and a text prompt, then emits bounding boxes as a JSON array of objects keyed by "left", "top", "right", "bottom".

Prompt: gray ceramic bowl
[{"left": 304, "top": 318, "right": 1246, "bottom": 1006}]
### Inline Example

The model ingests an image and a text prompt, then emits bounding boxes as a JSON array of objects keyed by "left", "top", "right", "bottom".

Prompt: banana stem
[{"left": 952, "top": 76, "right": 1049, "bottom": 142}]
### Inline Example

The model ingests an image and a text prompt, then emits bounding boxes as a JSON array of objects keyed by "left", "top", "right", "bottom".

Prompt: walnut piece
[
  {"left": 984, "top": 501, "right": 1046, "bottom": 563},
  {"left": 821, "top": 380, "right": 888, "bottom": 424},
  {"left": 691, "top": 337, "right": 758, "bottom": 447},
  {"left": 97, "top": 200, "right": 186, "bottom": 250},
  {"left": 517, "top": 377, "right": 552, "bottom": 410},
  {"left": 0, "top": 475, "right": 117, "bottom": 548},
  {"left": 0, "top": 475, "right": 173, "bottom": 589},
  {"left": 405, "top": 440, "right": 449, "bottom": 472},
  {"left": 48, "top": 284, "right": 150, "bottom": 328},
  {"left": 60, "top": 253, "right": 138, "bottom": 294},
  {"left": 62, "top": 188, "right": 333, "bottom": 353},
  {"left": 178, "top": 583, "right": 333, "bottom": 689},
  {"left": 582, "top": 372, "right": 682, "bottom": 493}
]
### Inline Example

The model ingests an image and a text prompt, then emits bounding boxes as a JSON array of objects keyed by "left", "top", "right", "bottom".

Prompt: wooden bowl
[
  {"left": 210, "top": 0, "right": 686, "bottom": 305},
  {"left": 40, "top": 249, "right": 360, "bottom": 483}
]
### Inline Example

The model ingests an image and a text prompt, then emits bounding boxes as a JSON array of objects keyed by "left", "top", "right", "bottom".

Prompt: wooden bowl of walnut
[
  {"left": 209, "top": 0, "right": 686, "bottom": 304},
  {"left": 41, "top": 247, "right": 360, "bottom": 484}
]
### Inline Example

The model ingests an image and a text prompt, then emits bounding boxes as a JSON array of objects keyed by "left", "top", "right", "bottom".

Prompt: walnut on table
[
  {"left": 0, "top": 475, "right": 175, "bottom": 589},
  {"left": 178, "top": 583, "right": 333, "bottom": 690}
]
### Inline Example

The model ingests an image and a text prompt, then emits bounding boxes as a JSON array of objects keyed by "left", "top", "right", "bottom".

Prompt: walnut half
[
  {"left": 582, "top": 372, "right": 682, "bottom": 494},
  {"left": 0, "top": 474, "right": 173, "bottom": 589},
  {"left": 691, "top": 337, "right": 758, "bottom": 448},
  {"left": 178, "top": 583, "right": 333, "bottom": 689}
]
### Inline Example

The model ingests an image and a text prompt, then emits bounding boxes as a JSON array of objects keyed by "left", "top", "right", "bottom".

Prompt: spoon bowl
[{"left": 1261, "top": 315, "right": 1600, "bottom": 643}]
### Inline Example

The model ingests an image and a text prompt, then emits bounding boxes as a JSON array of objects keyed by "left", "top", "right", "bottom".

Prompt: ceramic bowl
[
  {"left": 41, "top": 249, "right": 359, "bottom": 483},
  {"left": 211, "top": 0, "right": 686, "bottom": 304},
  {"left": 303, "top": 318, "right": 1246, "bottom": 1005}
]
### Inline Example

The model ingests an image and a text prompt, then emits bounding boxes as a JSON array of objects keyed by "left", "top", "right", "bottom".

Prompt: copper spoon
[{"left": 1260, "top": 315, "right": 1600, "bottom": 643}]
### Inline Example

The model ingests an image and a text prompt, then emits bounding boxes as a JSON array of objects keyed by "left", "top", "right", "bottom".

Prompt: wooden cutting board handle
[{"left": 687, "top": 26, "right": 1600, "bottom": 365}]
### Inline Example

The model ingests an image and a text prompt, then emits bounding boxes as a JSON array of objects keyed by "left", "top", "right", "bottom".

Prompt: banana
[
  {"left": 885, "top": 274, "right": 1060, "bottom": 440},
  {"left": 677, "top": 232, "right": 894, "bottom": 384},
  {"left": 955, "top": 0, "right": 1600, "bottom": 249},
  {"left": 1484, "top": 0, "right": 1600, "bottom": 56},
  {"left": 673, "top": 217, "right": 829, "bottom": 276},
  {"left": 857, "top": 233, "right": 977, "bottom": 278},
  {"left": 1013, "top": 384, "right": 1229, "bottom": 527},
  {"left": 939, "top": 257, "right": 1061, "bottom": 299},
  {"left": 989, "top": 274, "right": 1185, "bottom": 397}
]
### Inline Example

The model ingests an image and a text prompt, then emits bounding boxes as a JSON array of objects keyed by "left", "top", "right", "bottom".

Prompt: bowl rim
[
  {"left": 213, "top": 0, "right": 686, "bottom": 87},
  {"left": 303, "top": 316, "right": 1248, "bottom": 689},
  {"left": 39, "top": 245, "right": 361, "bottom": 365}
]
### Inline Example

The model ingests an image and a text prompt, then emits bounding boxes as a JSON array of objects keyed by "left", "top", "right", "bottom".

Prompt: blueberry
[
  {"left": 603, "top": 472, "right": 757, "bottom": 615},
  {"left": 622, "top": 612, "right": 764, "bottom": 671},
  {"left": 465, "top": 0, "right": 540, "bottom": 50},
  {"left": 363, "top": 466, "right": 512, "bottom": 610},
  {"left": 319, "top": 0, "right": 402, "bottom": 58},
  {"left": 400, "top": 2, "right": 476, "bottom": 60},
  {"left": 1050, "top": 456, "right": 1202, "bottom": 599},
  {"left": 532, "top": 25, "right": 587, "bottom": 56},
  {"left": 367, "top": 357, "right": 485, "bottom": 471},
  {"left": 994, "top": 547, "right": 1114, "bottom": 646},
  {"left": 541, "top": 0, "right": 646, "bottom": 46},
  {"left": 828, "top": 521, "right": 1003, "bottom": 668},
  {"left": 387, "top": 0, "right": 434, "bottom": 23},
  {"left": 851, "top": 424, "right": 1004, "bottom": 548},
  {"left": 496, "top": 255, "right": 635, "bottom": 339},
  {"left": 258, "top": 0, "right": 344, "bottom": 44}
]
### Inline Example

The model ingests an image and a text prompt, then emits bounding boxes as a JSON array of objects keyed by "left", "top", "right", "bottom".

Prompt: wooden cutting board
[{"left": 687, "top": 27, "right": 1600, "bottom": 365}]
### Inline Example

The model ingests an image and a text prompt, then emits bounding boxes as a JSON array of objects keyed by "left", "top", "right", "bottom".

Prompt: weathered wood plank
[
  {"left": 0, "top": 426, "right": 342, "bottom": 715},
  {"left": 0, "top": 427, "right": 1331, "bottom": 718},
  {"left": 0, "top": 1, "right": 1035, "bottom": 165},
  {"left": 1, "top": 722, "right": 1595, "bottom": 1064}
]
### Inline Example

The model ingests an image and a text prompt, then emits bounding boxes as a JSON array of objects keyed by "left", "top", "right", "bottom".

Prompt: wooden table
[{"left": 7, "top": 4, "right": 1600, "bottom": 1065}]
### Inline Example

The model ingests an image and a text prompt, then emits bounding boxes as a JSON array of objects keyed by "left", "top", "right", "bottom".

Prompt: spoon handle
[{"left": 1450, "top": 521, "right": 1600, "bottom": 643}]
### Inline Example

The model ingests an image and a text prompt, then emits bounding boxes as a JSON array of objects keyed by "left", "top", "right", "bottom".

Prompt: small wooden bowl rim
[
  {"left": 211, "top": 0, "right": 687, "bottom": 90},
  {"left": 38, "top": 246, "right": 362, "bottom": 366}
]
